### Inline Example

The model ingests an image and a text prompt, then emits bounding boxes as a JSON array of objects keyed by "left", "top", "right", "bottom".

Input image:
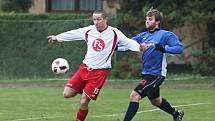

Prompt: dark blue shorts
[{"left": 134, "top": 74, "right": 165, "bottom": 100}]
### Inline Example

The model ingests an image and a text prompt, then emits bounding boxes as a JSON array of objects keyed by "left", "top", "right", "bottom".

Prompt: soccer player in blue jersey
[{"left": 122, "top": 8, "right": 184, "bottom": 121}]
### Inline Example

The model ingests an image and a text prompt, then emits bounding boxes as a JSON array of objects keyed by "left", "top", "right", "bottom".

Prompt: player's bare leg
[
  {"left": 76, "top": 93, "right": 91, "bottom": 121},
  {"left": 124, "top": 91, "right": 141, "bottom": 121},
  {"left": 150, "top": 97, "right": 162, "bottom": 107},
  {"left": 63, "top": 87, "right": 78, "bottom": 98},
  {"left": 79, "top": 93, "right": 91, "bottom": 109},
  {"left": 129, "top": 91, "right": 142, "bottom": 102}
]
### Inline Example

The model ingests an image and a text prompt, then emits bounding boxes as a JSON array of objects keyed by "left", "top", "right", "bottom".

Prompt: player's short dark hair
[
  {"left": 93, "top": 10, "right": 109, "bottom": 19},
  {"left": 146, "top": 7, "right": 163, "bottom": 22}
]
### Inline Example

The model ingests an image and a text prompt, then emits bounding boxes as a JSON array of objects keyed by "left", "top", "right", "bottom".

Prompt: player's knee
[
  {"left": 129, "top": 91, "right": 141, "bottom": 102},
  {"left": 63, "top": 92, "right": 73, "bottom": 98},
  {"left": 63, "top": 88, "right": 77, "bottom": 98},
  {"left": 150, "top": 98, "right": 162, "bottom": 107}
]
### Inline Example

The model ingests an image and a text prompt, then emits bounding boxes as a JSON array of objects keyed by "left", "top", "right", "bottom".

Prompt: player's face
[
  {"left": 93, "top": 13, "right": 108, "bottom": 31},
  {"left": 145, "top": 16, "right": 160, "bottom": 30}
]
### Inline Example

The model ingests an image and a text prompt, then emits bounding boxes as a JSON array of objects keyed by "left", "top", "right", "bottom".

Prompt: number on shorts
[{"left": 93, "top": 88, "right": 99, "bottom": 94}]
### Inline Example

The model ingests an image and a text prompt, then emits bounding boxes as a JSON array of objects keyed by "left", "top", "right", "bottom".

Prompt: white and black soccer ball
[{"left": 51, "top": 58, "right": 69, "bottom": 74}]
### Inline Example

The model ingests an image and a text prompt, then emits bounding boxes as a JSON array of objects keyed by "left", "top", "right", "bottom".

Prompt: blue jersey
[{"left": 132, "top": 28, "right": 183, "bottom": 77}]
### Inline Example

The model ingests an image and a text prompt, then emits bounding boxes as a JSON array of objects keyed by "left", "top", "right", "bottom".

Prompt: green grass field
[{"left": 0, "top": 79, "right": 215, "bottom": 121}]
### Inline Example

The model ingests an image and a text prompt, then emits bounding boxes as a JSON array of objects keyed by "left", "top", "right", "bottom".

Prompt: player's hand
[
  {"left": 47, "top": 36, "right": 58, "bottom": 43},
  {"left": 140, "top": 43, "right": 147, "bottom": 52},
  {"left": 140, "top": 43, "right": 154, "bottom": 52},
  {"left": 155, "top": 44, "right": 165, "bottom": 53}
]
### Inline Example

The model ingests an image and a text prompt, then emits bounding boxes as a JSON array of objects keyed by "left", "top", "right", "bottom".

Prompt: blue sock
[
  {"left": 158, "top": 98, "right": 177, "bottom": 117},
  {"left": 123, "top": 102, "right": 139, "bottom": 121}
]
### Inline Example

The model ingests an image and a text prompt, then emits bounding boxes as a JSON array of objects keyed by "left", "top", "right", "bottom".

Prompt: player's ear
[{"left": 156, "top": 21, "right": 160, "bottom": 26}]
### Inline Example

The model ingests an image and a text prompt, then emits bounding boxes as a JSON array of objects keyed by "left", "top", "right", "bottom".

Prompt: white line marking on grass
[
  {"left": 7, "top": 116, "right": 64, "bottom": 121},
  {"left": 91, "top": 102, "right": 210, "bottom": 118},
  {"left": 7, "top": 103, "right": 210, "bottom": 120},
  {"left": 173, "top": 103, "right": 210, "bottom": 108},
  {"left": 137, "top": 102, "right": 210, "bottom": 114}
]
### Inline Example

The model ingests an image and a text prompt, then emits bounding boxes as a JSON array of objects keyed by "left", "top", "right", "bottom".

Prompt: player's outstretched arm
[
  {"left": 139, "top": 43, "right": 155, "bottom": 52},
  {"left": 47, "top": 35, "right": 58, "bottom": 43},
  {"left": 113, "top": 28, "right": 140, "bottom": 52}
]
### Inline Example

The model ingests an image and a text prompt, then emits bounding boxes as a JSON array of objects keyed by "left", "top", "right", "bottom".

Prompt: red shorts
[{"left": 65, "top": 63, "right": 109, "bottom": 100}]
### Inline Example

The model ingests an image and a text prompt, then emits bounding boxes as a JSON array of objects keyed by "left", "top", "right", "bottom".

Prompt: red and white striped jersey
[{"left": 56, "top": 25, "right": 140, "bottom": 69}]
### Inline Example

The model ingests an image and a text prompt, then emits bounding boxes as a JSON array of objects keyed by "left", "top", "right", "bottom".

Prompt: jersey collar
[
  {"left": 148, "top": 28, "right": 160, "bottom": 33},
  {"left": 98, "top": 25, "right": 108, "bottom": 33}
]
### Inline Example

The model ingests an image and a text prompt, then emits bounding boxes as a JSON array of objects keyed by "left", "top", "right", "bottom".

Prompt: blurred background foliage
[
  {"left": 0, "top": 0, "right": 33, "bottom": 12},
  {"left": 0, "top": 0, "right": 214, "bottom": 79},
  {"left": 117, "top": 0, "right": 215, "bottom": 76},
  {"left": 118, "top": 0, "right": 214, "bottom": 32}
]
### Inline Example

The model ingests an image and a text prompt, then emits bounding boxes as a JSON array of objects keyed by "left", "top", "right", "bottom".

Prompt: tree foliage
[
  {"left": 119, "top": 0, "right": 215, "bottom": 28},
  {"left": 119, "top": 0, "right": 215, "bottom": 76},
  {"left": 0, "top": 0, "right": 33, "bottom": 13},
  {"left": 119, "top": 0, "right": 215, "bottom": 47}
]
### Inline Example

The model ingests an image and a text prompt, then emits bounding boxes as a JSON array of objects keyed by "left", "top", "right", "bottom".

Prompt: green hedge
[
  {"left": 4, "top": 13, "right": 209, "bottom": 79},
  {"left": 0, "top": 13, "right": 91, "bottom": 20},
  {"left": 0, "top": 20, "right": 85, "bottom": 79},
  {"left": 0, "top": 13, "right": 139, "bottom": 79},
  {"left": 192, "top": 49, "right": 215, "bottom": 76}
]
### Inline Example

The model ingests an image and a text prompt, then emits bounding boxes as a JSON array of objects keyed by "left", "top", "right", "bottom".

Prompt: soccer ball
[{"left": 51, "top": 58, "right": 69, "bottom": 74}]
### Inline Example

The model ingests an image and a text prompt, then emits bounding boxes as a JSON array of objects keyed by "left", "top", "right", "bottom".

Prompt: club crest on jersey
[{"left": 92, "top": 38, "right": 105, "bottom": 51}]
